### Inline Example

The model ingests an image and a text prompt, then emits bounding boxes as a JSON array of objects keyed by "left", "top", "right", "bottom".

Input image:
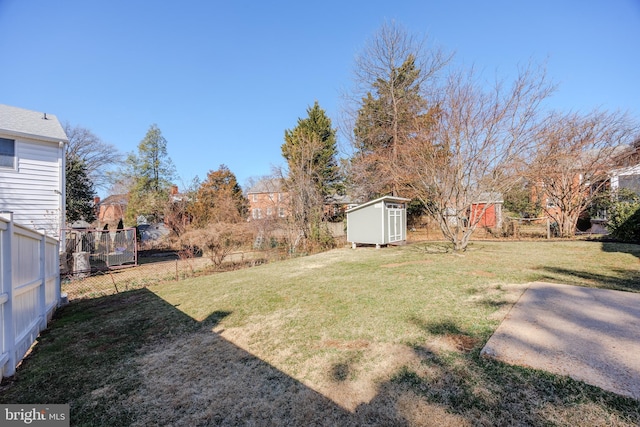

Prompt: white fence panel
[
  {"left": 45, "top": 238, "right": 59, "bottom": 311},
  {"left": 0, "top": 212, "right": 60, "bottom": 379}
]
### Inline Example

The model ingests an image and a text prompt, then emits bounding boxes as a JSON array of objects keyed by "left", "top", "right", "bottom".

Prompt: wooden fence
[{"left": 0, "top": 212, "right": 60, "bottom": 379}]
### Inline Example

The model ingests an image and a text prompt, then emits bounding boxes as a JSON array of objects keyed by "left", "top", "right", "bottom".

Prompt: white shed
[
  {"left": 0, "top": 104, "right": 68, "bottom": 238},
  {"left": 346, "top": 196, "right": 411, "bottom": 248}
]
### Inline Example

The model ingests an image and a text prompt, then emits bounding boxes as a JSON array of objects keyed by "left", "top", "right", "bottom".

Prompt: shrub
[
  {"left": 607, "top": 192, "right": 640, "bottom": 243},
  {"left": 179, "top": 223, "right": 252, "bottom": 268}
]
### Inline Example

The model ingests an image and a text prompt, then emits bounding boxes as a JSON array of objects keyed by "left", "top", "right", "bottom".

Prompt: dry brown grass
[
  {"left": 2, "top": 241, "right": 640, "bottom": 425},
  {"left": 128, "top": 325, "right": 474, "bottom": 426}
]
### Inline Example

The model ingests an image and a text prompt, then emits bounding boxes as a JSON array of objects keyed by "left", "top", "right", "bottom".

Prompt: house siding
[
  {"left": 0, "top": 138, "right": 63, "bottom": 236},
  {"left": 611, "top": 164, "right": 640, "bottom": 195}
]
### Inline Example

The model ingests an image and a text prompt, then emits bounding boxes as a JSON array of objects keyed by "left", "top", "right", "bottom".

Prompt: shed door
[{"left": 387, "top": 203, "right": 404, "bottom": 242}]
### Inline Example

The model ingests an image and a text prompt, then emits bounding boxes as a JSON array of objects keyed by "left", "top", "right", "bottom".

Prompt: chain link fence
[{"left": 61, "top": 251, "right": 271, "bottom": 301}]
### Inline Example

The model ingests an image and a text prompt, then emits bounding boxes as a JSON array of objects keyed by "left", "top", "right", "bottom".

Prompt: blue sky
[{"left": 1, "top": 1, "right": 639, "bottom": 196}]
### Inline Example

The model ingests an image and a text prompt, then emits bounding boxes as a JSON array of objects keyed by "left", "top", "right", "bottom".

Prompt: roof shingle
[{"left": 0, "top": 104, "right": 68, "bottom": 143}]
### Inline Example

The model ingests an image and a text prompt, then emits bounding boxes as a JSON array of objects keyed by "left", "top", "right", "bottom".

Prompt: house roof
[
  {"left": 610, "top": 164, "right": 640, "bottom": 177},
  {"left": 0, "top": 104, "right": 68, "bottom": 144},
  {"left": 246, "top": 178, "right": 285, "bottom": 194},
  {"left": 325, "top": 194, "right": 360, "bottom": 205},
  {"left": 99, "top": 194, "right": 129, "bottom": 206},
  {"left": 345, "top": 196, "right": 411, "bottom": 213}
]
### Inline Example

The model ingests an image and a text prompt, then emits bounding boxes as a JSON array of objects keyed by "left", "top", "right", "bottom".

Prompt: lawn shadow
[
  {"left": 408, "top": 316, "right": 462, "bottom": 336},
  {"left": 3, "top": 287, "right": 640, "bottom": 426},
  {"left": 540, "top": 266, "right": 640, "bottom": 293},
  {"left": 395, "top": 341, "right": 640, "bottom": 426},
  {"left": 1, "top": 288, "right": 454, "bottom": 426},
  {"left": 600, "top": 241, "right": 640, "bottom": 260},
  {"left": 401, "top": 304, "right": 640, "bottom": 425},
  {"left": 400, "top": 303, "right": 640, "bottom": 425}
]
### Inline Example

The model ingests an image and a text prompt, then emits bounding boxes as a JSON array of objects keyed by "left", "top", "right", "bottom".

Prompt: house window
[
  {"left": 278, "top": 193, "right": 283, "bottom": 202},
  {"left": 266, "top": 207, "right": 273, "bottom": 216},
  {"left": 278, "top": 207, "right": 285, "bottom": 218},
  {"left": 0, "top": 138, "right": 15, "bottom": 168},
  {"left": 385, "top": 203, "right": 404, "bottom": 210},
  {"left": 546, "top": 198, "right": 557, "bottom": 209},
  {"left": 252, "top": 194, "right": 258, "bottom": 202},
  {"left": 252, "top": 208, "right": 262, "bottom": 219}
]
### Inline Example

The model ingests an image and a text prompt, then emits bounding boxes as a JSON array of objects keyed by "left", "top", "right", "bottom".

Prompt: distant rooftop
[
  {"left": 0, "top": 104, "right": 68, "bottom": 143},
  {"left": 99, "top": 194, "right": 129, "bottom": 205},
  {"left": 246, "top": 178, "right": 284, "bottom": 194}
]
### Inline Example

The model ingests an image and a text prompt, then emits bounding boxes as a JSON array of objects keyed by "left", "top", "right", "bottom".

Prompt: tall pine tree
[
  {"left": 281, "top": 102, "right": 341, "bottom": 248},
  {"left": 352, "top": 54, "right": 429, "bottom": 197},
  {"left": 346, "top": 22, "right": 451, "bottom": 200},
  {"left": 125, "top": 124, "right": 177, "bottom": 224},
  {"left": 282, "top": 101, "right": 341, "bottom": 198}
]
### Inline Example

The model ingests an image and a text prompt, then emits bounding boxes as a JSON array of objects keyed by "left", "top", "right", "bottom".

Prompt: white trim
[{"left": 345, "top": 196, "right": 411, "bottom": 214}]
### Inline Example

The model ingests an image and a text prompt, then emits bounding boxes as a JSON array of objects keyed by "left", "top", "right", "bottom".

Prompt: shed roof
[
  {"left": 0, "top": 104, "right": 68, "bottom": 143},
  {"left": 474, "top": 192, "right": 504, "bottom": 204},
  {"left": 345, "top": 196, "right": 411, "bottom": 213}
]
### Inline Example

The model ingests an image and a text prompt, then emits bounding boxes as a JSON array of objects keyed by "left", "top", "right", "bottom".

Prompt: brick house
[
  {"left": 95, "top": 194, "right": 128, "bottom": 225},
  {"left": 246, "top": 179, "right": 289, "bottom": 220}
]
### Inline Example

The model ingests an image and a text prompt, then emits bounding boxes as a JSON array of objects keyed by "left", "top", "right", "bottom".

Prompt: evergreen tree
[
  {"left": 346, "top": 22, "right": 451, "bottom": 200},
  {"left": 281, "top": 102, "right": 341, "bottom": 248},
  {"left": 282, "top": 101, "right": 341, "bottom": 198},
  {"left": 352, "top": 54, "right": 430, "bottom": 197},
  {"left": 125, "top": 124, "right": 177, "bottom": 224},
  {"left": 65, "top": 155, "right": 96, "bottom": 223}
]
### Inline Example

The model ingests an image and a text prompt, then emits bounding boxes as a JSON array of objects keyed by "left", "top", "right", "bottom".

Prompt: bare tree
[
  {"left": 64, "top": 123, "right": 122, "bottom": 190},
  {"left": 400, "top": 63, "right": 554, "bottom": 251},
  {"left": 344, "top": 21, "right": 452, "bottom": 199},
  {"left": 527, "top": 110, "right": 638, "bottom": 237},
  {"left": 164, "top": 177, "right": 199, "bottom": 237}
]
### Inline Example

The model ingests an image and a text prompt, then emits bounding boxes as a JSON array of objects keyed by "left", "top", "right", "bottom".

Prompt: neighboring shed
[
  {"left": 0, "top": 104, "right": 67, "bottom": 238},
  {"left": 346, "top": 196, "right": 411, "bottom": 248},
  {"left": 469, "top": 192, "right": 504, "bottom": 229}
]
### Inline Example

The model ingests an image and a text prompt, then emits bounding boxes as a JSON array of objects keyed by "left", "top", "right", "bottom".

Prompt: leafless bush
[{"left": 180, "top": 223, "right": 252, "bottom": 269}]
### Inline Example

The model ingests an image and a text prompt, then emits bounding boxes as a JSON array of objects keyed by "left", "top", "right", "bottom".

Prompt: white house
[
  {"left": 610, "top": 164, "right": 640, "bottom": 196},
  {"left": 0, "top": 104, "right": 67, "bottom": 238}
]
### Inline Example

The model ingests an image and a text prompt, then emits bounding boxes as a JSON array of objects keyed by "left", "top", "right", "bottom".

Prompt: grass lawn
[{"left": 1, "top": 240, "right": 640, "bottom": 426}]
